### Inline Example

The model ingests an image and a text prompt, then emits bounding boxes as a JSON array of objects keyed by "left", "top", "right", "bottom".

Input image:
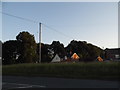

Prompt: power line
[
  {"left": 0, "top": 11, "right": 38, "bottom": 24},
  {"left": 1, "top": 11, "right": 74, "bottom": 40},
  {"left": 42, "top": 23, "right": 74, "bottom": 39}
]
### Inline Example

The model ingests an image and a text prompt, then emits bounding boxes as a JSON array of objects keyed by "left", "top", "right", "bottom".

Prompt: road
[{"left": 2, "top": 76, "right": 120, "bottom": 90}]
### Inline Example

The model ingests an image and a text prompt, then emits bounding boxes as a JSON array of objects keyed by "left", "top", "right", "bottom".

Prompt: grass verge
[{"left": 2, "top": 62, "right": 120, "bottom": 80}]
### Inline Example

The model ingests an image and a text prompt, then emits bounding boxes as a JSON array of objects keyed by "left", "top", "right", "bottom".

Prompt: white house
[{"left": 51, "top": 54, "right": 61, "bottom": 62}]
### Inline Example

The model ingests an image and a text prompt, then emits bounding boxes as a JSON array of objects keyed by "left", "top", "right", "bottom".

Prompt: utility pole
[{"left": 39, "top": 23, "right": 42, "bottom": 63}]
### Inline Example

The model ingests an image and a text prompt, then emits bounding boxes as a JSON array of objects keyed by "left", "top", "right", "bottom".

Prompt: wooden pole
[{"left": 39, "top": 23, "right": 42, "bottom": 63}]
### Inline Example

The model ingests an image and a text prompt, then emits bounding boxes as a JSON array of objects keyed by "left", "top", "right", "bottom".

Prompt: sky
[
  {"left": 1, "top": 2, "right": 118, "bottom": 48},
  {"left": 0, "top": 2, "right": 2, "bottom": 41}
]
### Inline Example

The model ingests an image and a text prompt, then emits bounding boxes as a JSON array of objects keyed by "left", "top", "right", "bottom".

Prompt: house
[
  {"left": 51, "top": 54, "right": 61, "bottom": 62},
  {"left": 105, "top": 48, "right": 120, "bottom": 61},
  {"left": 71, "top": 53, "right": 80, "bottom": 60},
  {"left": 70, "top": 53, "right": 80, "bottom": 62},
  {"left": 97, "top": 56, "right": 103, "bottom": 62}
]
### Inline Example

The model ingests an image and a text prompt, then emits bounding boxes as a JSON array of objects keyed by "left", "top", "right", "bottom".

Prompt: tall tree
[
  {"left": 65, "top": 40, "right": 103, "bottom": 61},
  {"left": 41, "top": 43, "right": 52, "bottom": 62},
  {"left": 36, "top": 43, "right": 52, "bottom": 63},
  {"left": 16, "top": 31, "right": 37, "bottom": 63},
  {"left": 2, "top": 40, "right": 19, "bottom": 64},
  {"left": 51, "top": 41, "right": 66, "bottom": 58}
]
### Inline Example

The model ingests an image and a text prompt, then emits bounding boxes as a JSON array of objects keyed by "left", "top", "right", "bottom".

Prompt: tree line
[{"left": 1, "top": 31, "right": 104, "bottom": 65}]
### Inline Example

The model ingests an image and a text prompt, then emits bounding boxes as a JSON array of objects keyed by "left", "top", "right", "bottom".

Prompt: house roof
[
  {"left": 51, "top": 54, "right": 61, "bottom": 62},
  {"left": 71, "top": 53, "right": 80, "bottom": 60},
  {"left": 105, "top": 48, "right": 120, "bottom": 51},
  {"left": 105, "top": 48, "right": 120, "bottom": 54},
  {"left": 97, "top": 56, "right": 103, "bottom": 62}
]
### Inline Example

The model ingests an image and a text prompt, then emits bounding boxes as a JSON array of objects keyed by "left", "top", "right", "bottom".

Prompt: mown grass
[{"left": 2, "top": 62, "right": 120, "bottom": 80}]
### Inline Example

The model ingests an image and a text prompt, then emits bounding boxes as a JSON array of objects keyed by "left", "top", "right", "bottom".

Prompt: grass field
[{"left": 2, "top": 62, "right": 120, "bottom": 80}]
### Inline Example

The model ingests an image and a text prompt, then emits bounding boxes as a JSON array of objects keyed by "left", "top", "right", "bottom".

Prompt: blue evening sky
[
  {"left": 2, "top": 2, "right": 118, "bottom": 48},
  {"left": 0, "top": 2, "right": 2, "bottom": 40}
]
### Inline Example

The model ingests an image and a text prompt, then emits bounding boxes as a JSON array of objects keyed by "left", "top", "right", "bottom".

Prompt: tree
[
  {"left": 65, "top": 40, "right": 103, "bottom": 61},
  {"left": 37, "top": 41, "right": 66, "bottom": 63},
  {"left": 51, "top": 41, "right": 66, "bottom": 58},
  {"left": 41, "top": 43, "right": 52, "bottom": 62},
  {"left": 2, "top": 40, "right": 19, "bottom": 65},
  {"left": 16, "top": 31, "right": 37, "bottom": 63},
  {"left": 36, "top": 43, "right": 52, "bottom": 63}
]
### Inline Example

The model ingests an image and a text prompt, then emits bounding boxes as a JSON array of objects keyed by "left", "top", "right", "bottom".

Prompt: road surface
[{"left": 2, "top": 76, "right": 120, "bottom": 90}]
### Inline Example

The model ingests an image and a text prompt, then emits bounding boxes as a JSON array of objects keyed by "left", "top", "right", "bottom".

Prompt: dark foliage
[
  {"left": 16, "top": 31, "right": 37, "bottom": 63},
  {"left": 2, "top": 31, "right": 37, "bottom": 65},
  {"left": 65, "top": 40, "right": 104, "bottom": 61},
  {"left": 2, "top": 31, "right": 104, "bottom": 64},
  {"left": 2, "top": 40, "right": 19, "bottom": 64}
]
